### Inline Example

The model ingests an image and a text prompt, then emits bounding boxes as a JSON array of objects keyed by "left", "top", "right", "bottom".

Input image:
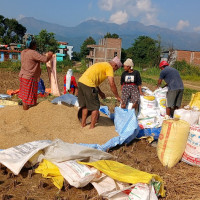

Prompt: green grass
[
  {"left": 181, "top": 75, "right": 200, "bottom": 81},
  {"left": 0, "top": 60, "right": 21, "bottom": 71},
  {"left": 182, "top": 88, "right": 198, "bottom": 103}
]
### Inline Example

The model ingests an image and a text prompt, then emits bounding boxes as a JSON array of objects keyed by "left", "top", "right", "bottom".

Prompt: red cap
[{"left": 159, "top": 61, "right": 169, "bottom": 68}]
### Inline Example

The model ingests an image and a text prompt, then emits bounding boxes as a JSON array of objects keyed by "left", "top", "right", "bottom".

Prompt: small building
[
  {"left": 86, "top": 38, "right": 122, "bottom": 66},
  {"left": 67, "top": 46, "right": 73, "bottom": 60},
  {"left": 0, "top": 50, "right": 21, "bottom": 62},
  {"left": 9, "top": 43, "right": 24, "bottom": 51},
  {"left": 161, "top": 50, "right": 200, "bottom": 66},
  {"left": 56, "top": 42, "right": 73, "bottom": 61}
]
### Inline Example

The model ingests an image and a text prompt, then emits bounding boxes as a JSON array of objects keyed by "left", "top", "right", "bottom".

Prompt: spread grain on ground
[{"left": 0, "top": 101, "right": 118, "bottom": 149}]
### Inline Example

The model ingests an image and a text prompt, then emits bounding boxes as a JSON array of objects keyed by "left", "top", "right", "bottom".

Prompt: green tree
[
  {"left": 35, "top": 29, "right": 59, "bottom": 53},
  {"left": 80, "top": 36, "right": 96, "bottom": 58},
  {"left": 129, "top": 36, "right": 161, "bottom": 67},
  {"left": 0, "top": 15, "right": 26, "bottom": 44},
  {"left": 104, "top": 32, "right": 119, "bottom": 38},
  {"left": 121, "top": 48, "right": 127, "bottom": 64},
  {"left": 72, "top": 51, "right": 81, "bottom": 61}
]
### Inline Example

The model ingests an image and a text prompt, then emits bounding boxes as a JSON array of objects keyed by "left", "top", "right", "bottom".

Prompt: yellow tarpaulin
[
  {"left": 79, "top": 160, "right": 165, "bottom": 197},
  {"left": 35, "top": 159, "right": 64, "bottom": 189}
]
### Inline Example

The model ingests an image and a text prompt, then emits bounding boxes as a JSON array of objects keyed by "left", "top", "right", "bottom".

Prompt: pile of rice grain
[{"left": 0, "top": 101, "right": 118, "bottom": 149}]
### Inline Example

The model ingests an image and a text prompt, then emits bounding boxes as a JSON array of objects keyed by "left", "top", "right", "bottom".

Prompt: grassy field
[{"left": 0, "top": 60, "right": 199, "bottom": 105}]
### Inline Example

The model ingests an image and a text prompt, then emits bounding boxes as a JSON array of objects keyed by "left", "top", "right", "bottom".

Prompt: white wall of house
[{"left": 67, "top": 46, "right": 73, "bottom": 60}]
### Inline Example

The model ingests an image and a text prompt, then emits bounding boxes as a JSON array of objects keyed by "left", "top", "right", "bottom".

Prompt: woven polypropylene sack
[{"left": 157, "top": 119, "right": 190, "bottom": 168}]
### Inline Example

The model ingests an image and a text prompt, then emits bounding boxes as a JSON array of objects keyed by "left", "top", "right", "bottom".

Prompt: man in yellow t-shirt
[{"left": 78, "top": 56, "right": 122, "bottom": 129}]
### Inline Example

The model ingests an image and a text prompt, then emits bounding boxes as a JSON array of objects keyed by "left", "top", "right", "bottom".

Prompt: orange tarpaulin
[{"left": 7, "top": 89, "right": 19, "bottom": 96}]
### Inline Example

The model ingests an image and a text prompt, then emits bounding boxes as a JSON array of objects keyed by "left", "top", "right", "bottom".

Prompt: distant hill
[{"left": 19, "top": 17, "right": 200, "bottom": 52}]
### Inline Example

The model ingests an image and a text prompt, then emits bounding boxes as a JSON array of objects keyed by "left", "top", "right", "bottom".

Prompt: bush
[
  {"left": 173, "top": 60, "right": 200, "bottom": 76},
  {"left": 79, "top": 59, "right": 88, "bottom": 74}
]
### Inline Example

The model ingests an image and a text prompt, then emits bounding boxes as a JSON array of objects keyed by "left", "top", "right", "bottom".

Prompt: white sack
[
  {"left": 105, "top": 183, "right": 158, "bottom": 200},
  {"left": 182, "top": 125, "right": 200, "bottom": 166},
  {"left": 42, "top": 139, "right": 113, "bottom": 163},
  {"left": 91, "top": 173, "right": 129, "bottom": 197},
  {"left": 54, "top": 160, "right": 100, "bottom": 188},
  {"left": 154, "top": 87, "right": 168, "bottom": 117},
  {"left": 174, "top": 109, "right": 200, "bottom": 125},
  {"left": 0, "top": 140, "right": 52, "bottom": 175}
]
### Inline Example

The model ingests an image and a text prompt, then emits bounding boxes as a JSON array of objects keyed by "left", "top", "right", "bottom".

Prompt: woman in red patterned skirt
[{"left": 19, "top": 40, "right": 53, "bottom": 110}]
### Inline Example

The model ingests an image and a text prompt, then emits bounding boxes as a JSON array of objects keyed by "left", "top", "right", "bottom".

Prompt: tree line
[{"left": 0, "top": 15, "right": 161, "bottom": 67}]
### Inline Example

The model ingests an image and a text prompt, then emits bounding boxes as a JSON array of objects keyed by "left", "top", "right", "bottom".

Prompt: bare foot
[
  {"left": 81, "top": 123, "right": 86, "bottom": 128},
  {"left": 89, "top": 125, "right": 95, "bottom": 129}
]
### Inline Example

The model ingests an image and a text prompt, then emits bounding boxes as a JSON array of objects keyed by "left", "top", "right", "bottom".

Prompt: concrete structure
[
  {"left": 67, "top": 45, "right": 73, "bottom": 60},
  {"left": 0, "top": 50, "right": 21, "bottom": 62},
  {"left": 56, "top": 42, "right": 68, "bottom": 62},
  {"left": 161, "top": 50, "right": 200, "bottom": 66},
  {"left": 56, "top": 42, "right": 73, "bottom": 61},
  {"left": 0, "top": 43, "right": 23, "bottom": 62},
  {"left": 86, "top": 38, "right": 122, "bottom": 66},
  {"left": 9, "top": 43, "right": 24, "bottom": 51}
]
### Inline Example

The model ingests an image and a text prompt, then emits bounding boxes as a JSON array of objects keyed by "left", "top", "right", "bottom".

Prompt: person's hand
[
  {"left": 99, "top": 91, "right": 106, "bottom": 99},
  {"left": 48, "top": 51, "right": 53, "bottom": 57},
  {"left": 117, "top": 96, "right": 122, "bottom": 102},
  {"left": 140, "top": 91, "right": 144, "bottom": 96}
]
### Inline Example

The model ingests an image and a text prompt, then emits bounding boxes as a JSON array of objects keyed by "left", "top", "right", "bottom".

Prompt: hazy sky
[{"left": 1, "top": 0, "right": 200, "bottom": 33}]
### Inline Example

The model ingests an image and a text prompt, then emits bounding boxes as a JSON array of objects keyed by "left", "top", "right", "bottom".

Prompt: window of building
[
  {"left": 12, "top": 53, "right": 18, "bottom": 60},
  {"left": 114, "top": 52, "right": 117, "bottom": 57}
]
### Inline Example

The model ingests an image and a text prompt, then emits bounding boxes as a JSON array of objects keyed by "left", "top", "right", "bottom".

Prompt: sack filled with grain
[{"left": 157, "top": 119, "right": 190, "bottom": 168}]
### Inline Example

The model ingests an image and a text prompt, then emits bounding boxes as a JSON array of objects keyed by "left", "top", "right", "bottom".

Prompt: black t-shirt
[{"left": 121, "top": 70, "right": 142, "bottom": 86}]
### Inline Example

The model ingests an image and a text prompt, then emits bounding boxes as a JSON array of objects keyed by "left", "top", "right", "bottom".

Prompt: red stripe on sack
[{"left": 161, "top": 121, "right": 173, "bottom": 161}]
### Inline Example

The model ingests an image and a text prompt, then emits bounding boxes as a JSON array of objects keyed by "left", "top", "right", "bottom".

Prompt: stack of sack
[
  {"left": 176, "top": 93, "right": 200, "bottom": 167},
  {"left": 157, "top": 92, "right": 200, "bottom": 168},
  {"left": 137, "top": 87, "right": 167, "bottom": 129}
]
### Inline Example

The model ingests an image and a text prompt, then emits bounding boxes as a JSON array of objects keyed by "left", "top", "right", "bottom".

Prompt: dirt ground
[{"left": 0, "top": 69, "right": 200, "bottom": 200}]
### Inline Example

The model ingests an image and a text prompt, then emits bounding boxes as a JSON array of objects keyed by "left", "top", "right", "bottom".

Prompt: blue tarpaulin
[
  {"left": 80, "top": 106, "right": 140, "bottom": 151},
  {"left": 51, "top": 96, "right": 160, "bottom": 151},
  {"left": 137, "top": 127, "right": 161, "bottom": 140}
]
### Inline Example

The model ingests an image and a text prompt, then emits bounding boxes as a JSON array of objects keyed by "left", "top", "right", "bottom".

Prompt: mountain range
[{"left": 18, "top": 17, "right": 200, "bottom": 52}]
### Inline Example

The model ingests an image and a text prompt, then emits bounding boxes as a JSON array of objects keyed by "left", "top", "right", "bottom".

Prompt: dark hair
[{"left": 29, "top": 40, "right": 36, "bottom": 49}]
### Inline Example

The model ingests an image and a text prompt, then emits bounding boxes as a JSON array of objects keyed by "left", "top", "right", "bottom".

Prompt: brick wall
[
  {"left": 177, "top": 50, "right": 200, "bottom": 66},
  {"left": 193, "top": 52, "right": 200, "bottom": 66},
  {"left": 87, "top": 38, "right": 122, "bottom": 65}
]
